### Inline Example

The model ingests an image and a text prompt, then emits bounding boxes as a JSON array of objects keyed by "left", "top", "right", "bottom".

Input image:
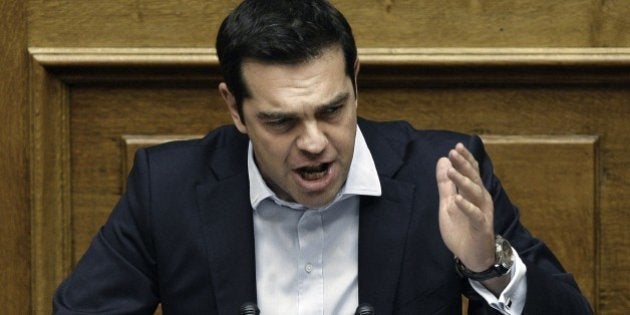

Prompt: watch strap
[{"left": 454, "top": 235, "right": 514, "bottom": 281}]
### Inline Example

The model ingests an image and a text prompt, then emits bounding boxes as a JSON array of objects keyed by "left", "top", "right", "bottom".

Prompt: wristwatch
[{"left": 454, "top": 235, "right": 514, "bottom": 281}]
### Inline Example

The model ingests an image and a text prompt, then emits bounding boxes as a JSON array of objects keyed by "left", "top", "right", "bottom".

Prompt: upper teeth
[{"left": 301, "top": 164, "right": 326, "bottom": 173}]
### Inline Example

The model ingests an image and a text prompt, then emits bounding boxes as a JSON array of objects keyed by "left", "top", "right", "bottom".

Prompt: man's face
[{"left": 220, "top": 46, "right": 358, "bottom": 208}]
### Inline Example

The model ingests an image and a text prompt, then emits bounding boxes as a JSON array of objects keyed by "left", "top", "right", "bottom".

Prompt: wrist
[{"left": 455, "top": 235, "right": 514, "bottom": 281}]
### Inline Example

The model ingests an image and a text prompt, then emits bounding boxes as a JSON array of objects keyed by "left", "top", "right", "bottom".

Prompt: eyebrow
[{"left": 256, "top": 92, "right": 351, "bottom": 121}]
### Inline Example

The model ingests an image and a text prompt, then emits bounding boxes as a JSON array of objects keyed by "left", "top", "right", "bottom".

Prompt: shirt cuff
[{"left": 469, "top": 247, "right": 527, "bottom": 315}]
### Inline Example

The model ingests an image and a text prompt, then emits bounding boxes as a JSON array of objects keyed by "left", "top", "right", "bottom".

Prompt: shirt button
[
  {"left": 505, "top": 297, "right": 512, "bottom": 310},
  {"left": 305, "top": 263, "right": 313, "bottom": 273}
]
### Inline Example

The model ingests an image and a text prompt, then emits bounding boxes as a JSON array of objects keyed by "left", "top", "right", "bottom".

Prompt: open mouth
[{"left": 295, "top": 163, "right": 331, "bottom": 180}]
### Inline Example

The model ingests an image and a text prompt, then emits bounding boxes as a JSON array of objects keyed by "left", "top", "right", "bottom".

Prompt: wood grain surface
[
  {"left": 0, "top": 0, "right": 30, "bottom": 313},
  {"left": 27, "top": 0, "right": 630, "bottom": 47}
]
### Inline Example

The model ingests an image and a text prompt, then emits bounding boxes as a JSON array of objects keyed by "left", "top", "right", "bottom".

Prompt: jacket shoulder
[
  {"left": 136, "top": 124, "right": 248, "bottom": 181},
  {"left": 358, "top": 117, "right": 474, "bottom": 152}
]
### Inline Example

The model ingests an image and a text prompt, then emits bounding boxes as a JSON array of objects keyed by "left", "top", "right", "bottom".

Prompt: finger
[
  {"left": 436, "top": 157, "right": 457, "bottom": 200},
  {"left": 449, "top": 146, "right": 478, "bottom": 178},
  {"left": 446, "top": 166, "right": 485, "bottom": 205},
  {"left": 453, "top": 195, "right": 487, "bottom": 230},
  {"left": 448, "top": 146, "right": 481, "bottom": 185},
  {"left": 455, "top": 143, "right": 479, "bottom": 172}
]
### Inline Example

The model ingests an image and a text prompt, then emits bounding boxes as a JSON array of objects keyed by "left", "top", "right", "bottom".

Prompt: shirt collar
[{"left": 248, "top": 126, "right": 382, "bottom": 211}]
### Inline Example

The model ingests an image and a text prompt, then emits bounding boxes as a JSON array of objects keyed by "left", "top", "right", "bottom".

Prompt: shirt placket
[{"left": 297, "top": 209, "right": 324, "bottom": 315}]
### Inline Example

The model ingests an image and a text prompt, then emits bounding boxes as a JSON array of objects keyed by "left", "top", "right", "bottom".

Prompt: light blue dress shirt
[{"left": 247, "top": 127, "right": 527, "bottom": 315}]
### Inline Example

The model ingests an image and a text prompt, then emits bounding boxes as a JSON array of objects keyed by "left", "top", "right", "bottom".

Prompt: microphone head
[
  {"left": 239, "top": 302, "right": 260, "bottom": 315},
  {"left": 355, "top": 303, "right": 375, "bottom": 315}
]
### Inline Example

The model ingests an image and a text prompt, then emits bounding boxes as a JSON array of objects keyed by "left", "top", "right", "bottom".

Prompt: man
[{"left": 53, "top": 0, "right": 593, "bottom": 314}]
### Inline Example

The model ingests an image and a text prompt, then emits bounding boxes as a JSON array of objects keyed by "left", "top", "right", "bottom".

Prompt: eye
[
  {"left": 264, "top": 117, "right": 296, "bottom": 131},
  {"left": 319, "top": 104, "right": 343, "bottom": 119}
]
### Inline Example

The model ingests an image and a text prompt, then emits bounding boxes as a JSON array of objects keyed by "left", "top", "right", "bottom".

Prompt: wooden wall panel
[
  {"left": 0, "top": 0, "right": 31, "bottom": 313},
  {"left": 30, "top": 58, "right": 73, "bottom": 315},
  {"left": 29, "top": 48, "right": 630, "bottom": 314},
  {"left": 482, "top": 136, "right": 598, "bottom": 306},
  {"left": 28, "top": 0, "right": 630, "bottom": 48},
  {"left": 338, "top": 1, "right": 597, "bottom": 47}
]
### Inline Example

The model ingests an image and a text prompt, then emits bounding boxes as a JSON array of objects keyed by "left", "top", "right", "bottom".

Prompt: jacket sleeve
[
  {"left": 53, "top": 148, "right": 159, "bottom": 315},
  {"left": 464, "top": 135, "right": 593, "bottom": 315}
]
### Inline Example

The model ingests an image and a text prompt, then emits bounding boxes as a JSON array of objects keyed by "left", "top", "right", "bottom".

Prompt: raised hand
[{"left": 436, "top": 143, "right": 495, "bottom": 272}]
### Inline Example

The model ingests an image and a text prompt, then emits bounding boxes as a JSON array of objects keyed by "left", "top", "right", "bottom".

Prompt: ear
[{"left": 219, "top": 82, "right": 248, "bottom": 134}]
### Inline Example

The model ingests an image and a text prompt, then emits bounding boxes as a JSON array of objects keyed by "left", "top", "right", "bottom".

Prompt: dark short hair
[{"left": 216, "top": 0, "right": 358, "bottom": 121}]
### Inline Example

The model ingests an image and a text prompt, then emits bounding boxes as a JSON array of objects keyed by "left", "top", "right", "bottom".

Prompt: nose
[{"left": 296, "top": 121, "right": 328, "bottom": 155}]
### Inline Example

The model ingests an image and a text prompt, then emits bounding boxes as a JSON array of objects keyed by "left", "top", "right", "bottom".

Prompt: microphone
[
  {"left": 239, "top": 302, "right": 260, "bottom": 315},
  {"left": 355, "top": 303, "right": 375, "bottom": 315}
]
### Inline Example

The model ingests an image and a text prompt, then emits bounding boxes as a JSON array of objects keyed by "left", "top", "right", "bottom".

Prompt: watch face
[{"left": 496, "top": 236, "right": 514, "bottom": 269}]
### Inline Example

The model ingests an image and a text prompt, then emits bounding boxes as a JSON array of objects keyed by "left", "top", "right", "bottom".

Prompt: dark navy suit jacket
[{"left": 54, "top": 119, "right": 592, "bottom": 314}]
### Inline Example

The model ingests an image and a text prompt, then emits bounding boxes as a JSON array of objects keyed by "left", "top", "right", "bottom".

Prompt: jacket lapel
[
  {"left": 358, "top": 178, "right": 415, "bottom": 314},
  {"left": 358, "top": 119, "right": 415, "bottom": 314},
  {"left": 195, "top": 135, "right": 258, "bottom": 314}
]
